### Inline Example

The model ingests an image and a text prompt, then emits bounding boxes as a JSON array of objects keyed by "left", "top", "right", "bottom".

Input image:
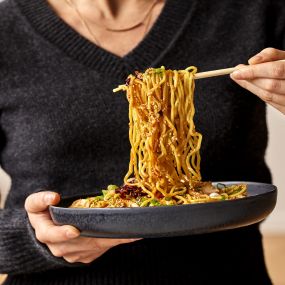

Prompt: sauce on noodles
[{"left": 70, "top": 66, "right": 247, "bottom": 208}]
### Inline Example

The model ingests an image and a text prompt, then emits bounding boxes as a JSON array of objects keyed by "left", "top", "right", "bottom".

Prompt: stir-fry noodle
[{"left": 70, "top": 67, "right": 247, "bottom": 208}]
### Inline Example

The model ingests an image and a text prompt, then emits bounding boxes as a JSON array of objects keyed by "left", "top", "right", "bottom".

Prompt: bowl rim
[{"left": 49, "top": 181, "right": 277, "bottom": 212}]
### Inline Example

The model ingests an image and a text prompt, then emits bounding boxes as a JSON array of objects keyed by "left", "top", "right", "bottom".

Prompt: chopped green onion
[
  {"left": 149, "top": 199, "right": 161, "bottom": 207},
  {"left": 153, "top": 66, "right": 165, "bottom": 74},
  {"left": 107, "top": 185, "right": 119, "bottom": 191}
]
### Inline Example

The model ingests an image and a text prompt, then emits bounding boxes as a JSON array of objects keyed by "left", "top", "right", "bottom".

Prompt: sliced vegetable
[
  {"left": 149, "top": 199, "right": 161, "bottom": 207},
  {"left": 107, "top": 185, "right": 119, "bottom": 191}
]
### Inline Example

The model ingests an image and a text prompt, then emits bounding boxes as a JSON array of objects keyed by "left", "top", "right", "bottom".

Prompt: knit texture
[{"left": 0, "top": 0, "right": 284, "bottom": 283}]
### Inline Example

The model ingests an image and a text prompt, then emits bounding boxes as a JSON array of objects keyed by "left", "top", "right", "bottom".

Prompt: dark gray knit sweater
[{"left": 0, "top": 0, "right": 284, "bottom": 284}]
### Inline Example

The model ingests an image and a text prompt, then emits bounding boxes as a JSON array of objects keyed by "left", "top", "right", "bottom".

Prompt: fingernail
[
  {"left": 231, "top": 70, "right": 243, "bottom": 79},
  {"left": 255, "top": 55, "right": 263, "bottom": 61},
  {"left": 249, "top": 55, "right": 263, "bottom": 63},
  {"left": 44, "top": 193, "right": 55, "bottom": 204},
  {"left": 66, "top": 230, "right": 79, "bottom": 239}
]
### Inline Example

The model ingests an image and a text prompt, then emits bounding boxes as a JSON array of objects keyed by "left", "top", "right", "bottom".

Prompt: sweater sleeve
[
  {"left": 278, "top": 5, "right": 285, "bottom": 49},
  {"left": 0, "top": 208, "right": 77, "bottom": 275},
  {"left": 0, "top": 123, "right": 77, "bottom": 274}
]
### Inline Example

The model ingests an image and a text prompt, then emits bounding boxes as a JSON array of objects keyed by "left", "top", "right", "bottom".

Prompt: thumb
[
  {"left": 25, "top": 191, "right": 60, "bottom": 213},
  {"left": 248, "top": 48, "right": 285, "bottom": 65}
]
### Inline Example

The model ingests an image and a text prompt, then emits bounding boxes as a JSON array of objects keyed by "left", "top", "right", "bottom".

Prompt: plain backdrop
[{"left": 261, "top": 106, "right": 285, "bottom": 234}]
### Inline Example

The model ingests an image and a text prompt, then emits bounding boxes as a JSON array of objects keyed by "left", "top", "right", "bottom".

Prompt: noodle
[
  {"left": 114, "top": 66, "right": 202, "bottom": 204},
  {"left": 70, "top": 66, "right": 247, "bottom": 208}
]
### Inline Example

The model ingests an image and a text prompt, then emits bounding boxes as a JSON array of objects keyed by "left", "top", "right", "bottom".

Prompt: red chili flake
[
  {"left": 134, "top": 71, "right": 143, "bottom": 80},
  {"left": 155, "top": 192, "right": 163, "bottom": 199},
  {"left": 115, "top": 184, "right": 146, "bottom": 199},
  {"left": 125, "top": 77, "right": 131, "bottom": 86}
]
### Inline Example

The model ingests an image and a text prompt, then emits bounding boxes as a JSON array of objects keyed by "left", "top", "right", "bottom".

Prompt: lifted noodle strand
[{"left": 115, "top": 67, "right": 202, "bottom": 200}]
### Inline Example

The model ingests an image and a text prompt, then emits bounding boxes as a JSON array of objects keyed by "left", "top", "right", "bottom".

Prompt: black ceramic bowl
[{"left": 49, "top": 182, "right": 277, "bottom": 238}]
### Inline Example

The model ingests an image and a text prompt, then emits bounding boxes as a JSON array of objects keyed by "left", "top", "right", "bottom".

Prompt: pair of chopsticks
[{"left": 194, "top": 59, "right": 285, "bottom": 79}]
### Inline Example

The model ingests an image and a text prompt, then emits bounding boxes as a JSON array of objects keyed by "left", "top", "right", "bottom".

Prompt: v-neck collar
[{"left": 15, "top": 0, "right": 193, "bottom": 78}]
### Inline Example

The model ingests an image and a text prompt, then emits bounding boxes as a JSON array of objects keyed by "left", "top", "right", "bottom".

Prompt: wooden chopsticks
[{"left": 194, "top": 60, "right": 285, "bottom": 80}]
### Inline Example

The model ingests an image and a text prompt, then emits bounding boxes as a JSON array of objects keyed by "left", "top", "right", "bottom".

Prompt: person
[{"left": 0, "top": 0, "right": 284, "bottom": 284}]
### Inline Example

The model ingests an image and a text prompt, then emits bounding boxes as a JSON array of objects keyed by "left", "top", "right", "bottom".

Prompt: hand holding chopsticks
[
  {"left": 196, "top": 48, "right": 285, "bottom": 115},
  {"left": 194, "top": 59, "right": 285, "bottom": 80}
]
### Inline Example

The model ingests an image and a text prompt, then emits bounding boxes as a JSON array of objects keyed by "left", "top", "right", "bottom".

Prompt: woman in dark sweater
[{"left": 0, "top": 0, "right": 285, "bottom": 284}]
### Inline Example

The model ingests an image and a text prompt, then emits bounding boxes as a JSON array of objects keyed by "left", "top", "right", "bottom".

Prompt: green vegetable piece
[
  {"left": 153, "top": 66, "right": 165, "bottom": 74},
  {"left": 107, "top": 185, "right": 119, "bottom": 191},
  {"left": 137, "top": 197, "right": 147, "bottom": 205},
  {"left": 150, "top": 199, "right": 161, "bottom": 207},
  {"left": 102, "top": 190, "right": 108, "bottom": 197},
  {"left": 94, "top": 195, "right": 103, "bottom": 201}
]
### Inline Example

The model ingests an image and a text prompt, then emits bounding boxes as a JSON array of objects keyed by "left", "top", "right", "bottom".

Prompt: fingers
[
  {"left": 28, "top": 210, "right": 80, "bottom": 243},
  {"left": 245, "top": 78, "right": 285, "bottom": 95},
  {"left": 231, "top": 61, "right": 285, "bottom": 80},
  {"left": 25, "top": 192, "right": 141, "bottom": 264},
  {"left": 25, "top": 191, "right": 80, "bottom": 243},
  {"left": 248, "top": 48, "right": 285, "bottom": 65},
  {"left": 230, "top": 48, "right": 285, "bottom": 115},
  {"left": 94, "top": 238, "right": 141, "bottom": 250},
  {"left": 37, "top": 223, "right": 80, "bottom": 244},
  {"left": 25, "top": 191, "right": 60, "bottom": 213},
  {"left": 49, "top": 237, "right": 139, "bottom": 254},
  {"left": 62, "top": 251, "right": 105, "bottom": 264},
  {"left": 48, "top": 243, "right": 107, "bottom": 259},
  {"left": 46, "top": 237, "right": 140, "bottom": 259},
  {"left": 231, "top": 78, "right": 285, "bottom": 106},
  {"left": 231, "top": 48, "right": 285, "bottom": 81}
]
